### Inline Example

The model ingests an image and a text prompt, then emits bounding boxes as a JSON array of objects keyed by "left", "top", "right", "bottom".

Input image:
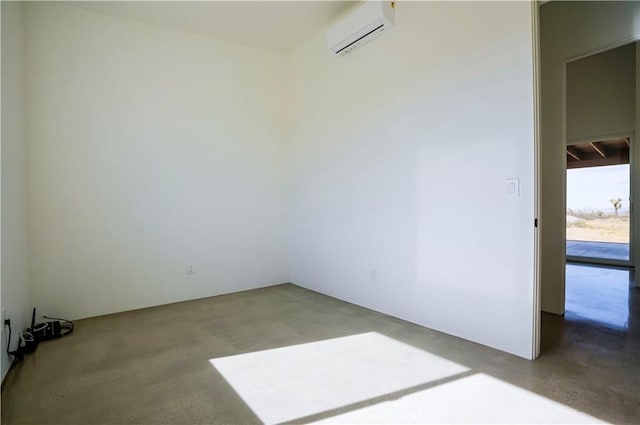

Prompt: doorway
[
  {"left": 565, "top": 137, "right": 632, "bottom": 266},
  {"left": 562, "top": 41, "right": 637, "bottom": 328},
  {"left": 538, "top": 2, "right": 640, "bottom": 369}
]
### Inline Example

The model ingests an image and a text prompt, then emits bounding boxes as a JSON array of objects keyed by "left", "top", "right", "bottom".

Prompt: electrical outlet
[
  {"left": 186, "top": 263, "right": 195, "bottom": 275},
  {"left": 370, "top": 269, "right": 377, "bottom": 282},
  {"left": 2, "top": 309, "right": 8, "bottom": 325}
]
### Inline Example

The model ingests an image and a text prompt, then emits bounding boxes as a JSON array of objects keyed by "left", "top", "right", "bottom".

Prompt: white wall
[
  {"left": 25, "top": 3, "right": 289, "bottom": 319},
  {"left": 11, "top": 1, "right": 541, "bottom": 361},
  {"left": 566, "top": 44, "right": 636, "bottom": 143},
  {"left": 288, "top": 2, "right": 537, "bottom": 359},
  {"left": 1, "top": 1, "right": 30, "bottom": 381},
  {"left": 540, "top": 1, "right": 640, "bottom": 314}
]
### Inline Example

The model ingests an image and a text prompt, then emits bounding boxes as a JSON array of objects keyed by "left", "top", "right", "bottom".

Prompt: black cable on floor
[{"left": 5, "top": 322, "right": 11, "bottom": 356}]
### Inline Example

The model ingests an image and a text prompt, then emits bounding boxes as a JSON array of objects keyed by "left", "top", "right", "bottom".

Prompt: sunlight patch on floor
[
  {"left": 312, "top": 373, "right": 606, "bottom": 424},
  {"left": 209, "top": 332, "right": 469, "bottom": 424}
]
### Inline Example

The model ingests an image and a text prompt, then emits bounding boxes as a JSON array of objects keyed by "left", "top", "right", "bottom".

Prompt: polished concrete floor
[
  {"left": 565, "top": 263, "right": 633, "bottom": 329},
  {"left": 2, "top": 271, "right": 639, "bottom": 424},
  {"left": 566, "top": 240, "right": 630, "bottom": 262}
]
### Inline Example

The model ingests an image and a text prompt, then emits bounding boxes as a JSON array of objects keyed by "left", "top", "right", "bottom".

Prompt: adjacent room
[
  {"left": 1, "top": 1, "right": 638, "bottom": 424},
  {"left": 562, "top": 42, "right": 637, "bottom": 331}
]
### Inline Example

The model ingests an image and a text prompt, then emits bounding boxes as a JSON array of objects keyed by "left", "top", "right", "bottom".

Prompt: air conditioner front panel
[
  {"left": 332, "top": 25, "right": 387, "bottom": 56},
  {"left": 331, "top": 19, "right": 384, "bottom": 54},
  {"left": 327, "top": 1, "right": 395, "bottom": 56}
]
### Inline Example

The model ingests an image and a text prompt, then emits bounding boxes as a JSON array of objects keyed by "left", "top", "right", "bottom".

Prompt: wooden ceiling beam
[
  {"left": 566, "top": 146, "right": 581, "bottom": 161},
  {"left": 566, "top": 152, "right": 630, "bottom": 168},
  {"left": 590, "top": 142, "right": 607, "bottom": 158}
]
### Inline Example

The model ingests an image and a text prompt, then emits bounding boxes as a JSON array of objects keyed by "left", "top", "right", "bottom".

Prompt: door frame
[{"left": 532, "top": 0, "right": 542, "bottom": 360}]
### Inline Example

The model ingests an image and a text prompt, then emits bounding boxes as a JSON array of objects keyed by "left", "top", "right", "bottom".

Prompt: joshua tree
[{"left": 610, "top": 198, "right": 622, "bottom": 217}]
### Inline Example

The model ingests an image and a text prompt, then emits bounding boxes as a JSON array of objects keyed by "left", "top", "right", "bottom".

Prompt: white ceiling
[{"left": 67, "top": 1, "right": 357, "bottom": 52}]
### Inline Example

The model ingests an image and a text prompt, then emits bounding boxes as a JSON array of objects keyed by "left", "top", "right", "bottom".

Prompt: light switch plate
[{"left": 506, "top": 178, "right": 520, "bottom": 197}]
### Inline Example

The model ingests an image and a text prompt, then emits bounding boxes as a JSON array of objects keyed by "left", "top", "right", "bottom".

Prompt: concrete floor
[
  {"left": 566, "top": 240, "right": 630, "bottom": 262},
  {"left": 2, "top": 272, "right": 639, "bottom": 424},
  {"left": 565, "top": 263, "right": 633, "bottom": 329}
]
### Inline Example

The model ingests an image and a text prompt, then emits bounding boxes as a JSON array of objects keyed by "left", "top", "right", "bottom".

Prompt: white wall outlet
[
  {"left": 370, "top": 269, "right": 377, "bottom": 282},
  {"left": 2, "top": 309, "right": 7, "bottom": 324},
  {"left": 186, "top": 263, "right": 195, "bottom": 275}
]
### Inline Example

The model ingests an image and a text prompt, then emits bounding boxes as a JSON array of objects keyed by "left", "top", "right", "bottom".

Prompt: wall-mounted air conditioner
[{"left": 327, "top": 1, "right": 395, "bottom": 56}]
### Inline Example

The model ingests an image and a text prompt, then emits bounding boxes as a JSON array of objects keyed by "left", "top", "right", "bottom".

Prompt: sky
[{"left": 566, "top": 164, "right": 630, "bottom": 212}]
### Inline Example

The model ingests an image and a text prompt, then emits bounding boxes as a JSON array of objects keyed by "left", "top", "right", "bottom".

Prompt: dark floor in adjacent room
[
  {"left": 2, "top": 267, "right": 638, "bottom": 424},
  {"left": 566, "top": 240, "right": 630, "bottom": 262}
]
